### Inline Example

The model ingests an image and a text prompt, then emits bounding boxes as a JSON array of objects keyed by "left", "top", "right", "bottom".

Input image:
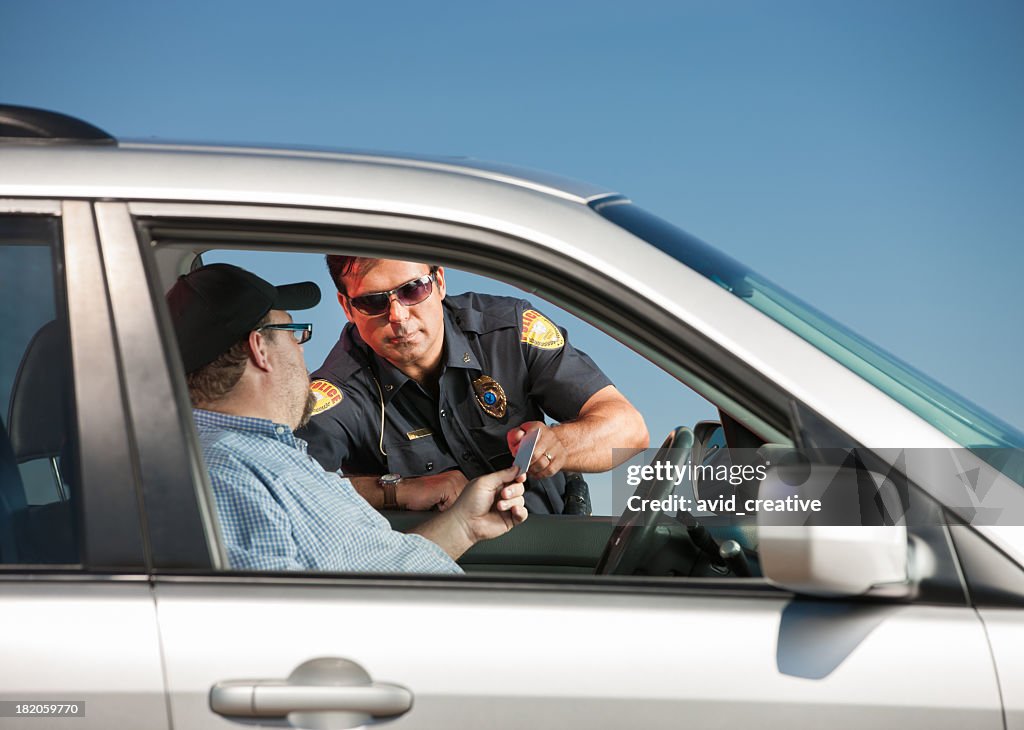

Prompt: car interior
[
  {"left": 1, "top": 320, "right": 79, "bottom": 565},
  {"left": 144, "top": 230, "right": 789, "bottom": 583}
]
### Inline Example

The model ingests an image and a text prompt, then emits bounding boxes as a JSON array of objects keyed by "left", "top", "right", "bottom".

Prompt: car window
[
  {"left": 0, "top": 215, "right": 79, "bottom": 566},
  {"left": 177, "top": 247, "right": 794, "bottom": 582},
  {"left": 144, "top": 232, "right": 969, "bottom": 598},
  {"left": 136, "top": 218, "right": 974, "bottom": 610},
  {"left": 201, "top": 248, "right": 719, "bottom": 516}
]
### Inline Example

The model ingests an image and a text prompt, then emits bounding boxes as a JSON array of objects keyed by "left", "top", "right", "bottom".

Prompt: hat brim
[{"left": 275, "top": 282, "right": 321, "bottom": 311}]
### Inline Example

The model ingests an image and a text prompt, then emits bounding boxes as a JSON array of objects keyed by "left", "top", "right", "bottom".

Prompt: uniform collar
[
  {"left": 441, "top": 304, "right": 481, "bottom": 371},
  {"left": 375, "top": 357, "right": 411, "bottom": 403},
  {"left": 339, "top": 327, "right": 405, "bottom": 404}
]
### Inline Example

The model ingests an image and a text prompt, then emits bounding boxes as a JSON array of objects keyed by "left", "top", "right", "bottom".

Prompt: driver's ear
[{"left": 249, "top": 329, "right": 273, "bottom": 372}]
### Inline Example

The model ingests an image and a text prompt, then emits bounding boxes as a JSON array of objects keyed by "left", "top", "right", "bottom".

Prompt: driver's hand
[
  {"left": 450, "top": 467, "right": 528, "bottom": 541},
  {"left": 507, "top": 421, "right": 567, "bottom": 479}
]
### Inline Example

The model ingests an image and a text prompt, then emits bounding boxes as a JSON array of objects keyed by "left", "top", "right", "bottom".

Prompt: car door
[
  {"left": 0, "top": 202, "right": 168, "bottom": 730},
  {"left": 107, "top": 202, "right": 1006, "bottom": 729},
  {"left": 146, "top": 575, "right": 1005, "bottom": 730}
]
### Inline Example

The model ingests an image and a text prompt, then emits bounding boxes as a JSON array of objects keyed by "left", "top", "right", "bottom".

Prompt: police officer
[{"left": 298, "top": 256, "right": 649, "bottom": 515}]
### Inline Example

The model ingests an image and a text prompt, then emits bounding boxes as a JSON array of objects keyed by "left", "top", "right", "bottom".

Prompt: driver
[
  {"left": 167, "top": 263, "right": 528, "bottom": 573},
  {"left": 298, "top": 256, "right": 650, "bottom": 514}
]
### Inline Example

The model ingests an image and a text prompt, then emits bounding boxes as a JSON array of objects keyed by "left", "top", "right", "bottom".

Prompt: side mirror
[{"left": 756, "top": 458, "right": 910, "bottom": 597}]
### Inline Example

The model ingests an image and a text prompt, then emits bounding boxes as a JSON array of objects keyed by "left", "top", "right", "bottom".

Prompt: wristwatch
[{"left": 378, "top": 473, "right": 403, "bottom": 510}]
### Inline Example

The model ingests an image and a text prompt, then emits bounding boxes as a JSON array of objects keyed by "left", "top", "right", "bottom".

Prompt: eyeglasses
[
  {"left": 256, "top": 322, "right": 313, "bottom": 344},
  {"left": 347, "top": 273, "right": 436, "bottom": 316}
]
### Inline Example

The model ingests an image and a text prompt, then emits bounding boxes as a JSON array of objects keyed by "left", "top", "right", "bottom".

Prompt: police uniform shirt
[{"left": 298, "top": 292, "right": 613, "bottom": 514}]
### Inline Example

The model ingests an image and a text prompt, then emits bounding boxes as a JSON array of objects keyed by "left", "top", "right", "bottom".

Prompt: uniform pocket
[{"left": 385, "top": 434, "right": 460, "bottom": 477}]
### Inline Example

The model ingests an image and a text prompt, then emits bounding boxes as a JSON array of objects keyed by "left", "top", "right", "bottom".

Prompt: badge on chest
[{"left": 472, "top": 374, "right": 507, "bottom": 418}]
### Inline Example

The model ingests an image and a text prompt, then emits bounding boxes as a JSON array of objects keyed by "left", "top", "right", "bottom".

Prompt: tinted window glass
[
  {"left": 597, "top": 200, "right": 1024, "bottom": 481},
  {"left": 0, "top": 216, "right": 79, "bottom": 565}
]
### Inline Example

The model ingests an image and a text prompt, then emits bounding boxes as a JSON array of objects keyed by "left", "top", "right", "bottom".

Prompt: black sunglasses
[{"left": 348, "top": 273, "right": 436, "bottom": 316}]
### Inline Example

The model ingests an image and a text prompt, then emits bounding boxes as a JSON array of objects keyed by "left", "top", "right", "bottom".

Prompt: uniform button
[
  {"left": 440, "top": 409, "right": 447, "bottom": 418},
  {"left": 462, "top": 451, "right": 474, "bottom": 461},
  {"left": 425, "top": 461, "right": 434, "bottom": 471}
]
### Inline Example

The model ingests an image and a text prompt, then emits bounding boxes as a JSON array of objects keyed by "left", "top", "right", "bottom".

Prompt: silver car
[{"left": 1, "top": 105, "right": 1022, "bottom": 730}]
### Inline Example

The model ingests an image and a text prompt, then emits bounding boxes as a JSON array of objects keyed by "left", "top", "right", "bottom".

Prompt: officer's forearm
[
  {"left": 347, "top": 476, "right": 388, "bottom": 508},
  {"left": 347, "top": 473, "right": 466, "bottom": 511},
  {"left": 554, "top": 392, "right": 649, "bottom": 472}
]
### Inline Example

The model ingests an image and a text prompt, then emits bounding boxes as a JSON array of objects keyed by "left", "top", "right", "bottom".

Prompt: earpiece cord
[{"left": 370, "top": 371, "right": 388, "bottom": 458}]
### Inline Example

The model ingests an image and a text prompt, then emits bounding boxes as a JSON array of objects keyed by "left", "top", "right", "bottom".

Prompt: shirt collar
[
  {"left": 442, "top": 304, "right": 481, "bottom": 371},
  {"left": 376, "top": 357, "right": 411, "bottom": 403},
  {"left": 193, "top": 408, "right": 302, "bottom": 449}
]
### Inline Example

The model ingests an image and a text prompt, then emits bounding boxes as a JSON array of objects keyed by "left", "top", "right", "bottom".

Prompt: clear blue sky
[{"left": 3, "top": 0, "right": 1022, "bottom": 440}]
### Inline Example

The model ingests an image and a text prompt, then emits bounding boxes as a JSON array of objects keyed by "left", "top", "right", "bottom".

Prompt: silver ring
[{"left": 544, "top": 452, "right": 554, "bottom": 461}]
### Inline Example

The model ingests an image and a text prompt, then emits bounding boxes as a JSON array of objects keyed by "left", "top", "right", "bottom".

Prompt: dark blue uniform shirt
[{"left": 298, "top": 293, "right": 613, "bottom": 514}]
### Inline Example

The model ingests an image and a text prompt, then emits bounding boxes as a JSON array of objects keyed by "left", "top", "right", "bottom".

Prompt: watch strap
[
  {"left": 378, "top": 474, "right": 402, "bottom": 510},
  {"left": 382, "top": 481, "right": 399, "bottom": 510}
]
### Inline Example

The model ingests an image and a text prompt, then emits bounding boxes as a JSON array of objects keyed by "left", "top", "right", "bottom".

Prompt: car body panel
[
  {"left": 0, "top": 580, "right": 168, "bottom": 730},
  {"left": 153, "top": 579, "right": 1001, "bottom": 729},
  {"left": 119, "top": 140, "right": 617, "bottom": 202},
  {"left": 977, "top": 609, "right": 1024, "bottom": 730}
]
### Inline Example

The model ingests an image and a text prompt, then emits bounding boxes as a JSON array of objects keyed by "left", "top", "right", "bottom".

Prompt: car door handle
[
  {"left": 210, "top": 657, "right": 413, "bottom": 726},
  {"left": 211, "top": 680, "right": 413, "bottom": 716}
]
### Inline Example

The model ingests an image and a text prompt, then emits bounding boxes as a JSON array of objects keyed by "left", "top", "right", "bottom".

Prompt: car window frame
[
  {"left": 94, "top": 202, "right": 224, "bottom": 571},
  {"left": 124, "top": 200, "right": 971, "bottom": 604}
]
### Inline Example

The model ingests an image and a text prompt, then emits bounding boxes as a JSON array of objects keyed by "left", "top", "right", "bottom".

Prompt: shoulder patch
[
  {"left": 309, "top": 379, "right": 344, "bottom": 416},
  {"left": 520, "top": 310, "right": 565, "bottom": 350}
]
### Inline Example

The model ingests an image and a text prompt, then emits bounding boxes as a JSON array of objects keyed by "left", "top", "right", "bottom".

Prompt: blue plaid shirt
[{"left": 194, "top": 409, "right": 461, "bottom": 574}]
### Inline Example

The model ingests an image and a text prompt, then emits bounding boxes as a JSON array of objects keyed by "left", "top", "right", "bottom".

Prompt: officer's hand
[
  {"left": 401, "top": 471, "right": 469, "bottom": 511},
  {"left": 449, "top": 466, "right": 528, "bottom": 542},
  {"left": 507, "top": 421, "right": 566, "bottom": 479}
]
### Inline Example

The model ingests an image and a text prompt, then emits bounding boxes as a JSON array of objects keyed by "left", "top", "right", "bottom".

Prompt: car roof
[
  {"left": 127, "top": 141, "right": 617, "bottom": 202},
  {"left": 0, "top": 138, "right": 618, "bottom": 205}
]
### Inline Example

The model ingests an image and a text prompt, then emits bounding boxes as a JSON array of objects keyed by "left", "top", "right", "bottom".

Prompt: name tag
[{"left": 406, "top": 428, "right": 433, "bottom": 440}]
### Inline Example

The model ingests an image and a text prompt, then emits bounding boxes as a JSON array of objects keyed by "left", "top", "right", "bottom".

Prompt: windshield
[{"left": 596, "top": 199, "right": 1024, "bottom": 472}]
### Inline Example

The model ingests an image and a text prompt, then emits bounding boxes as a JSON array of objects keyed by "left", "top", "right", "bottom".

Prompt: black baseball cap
[{"left": 167, "top": 263, "right": 321, "bottom": 373}]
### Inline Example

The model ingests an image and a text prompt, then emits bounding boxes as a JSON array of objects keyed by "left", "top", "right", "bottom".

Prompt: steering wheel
[{"left": 595, "top": 426, "right": 694, "bottom": 575}]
